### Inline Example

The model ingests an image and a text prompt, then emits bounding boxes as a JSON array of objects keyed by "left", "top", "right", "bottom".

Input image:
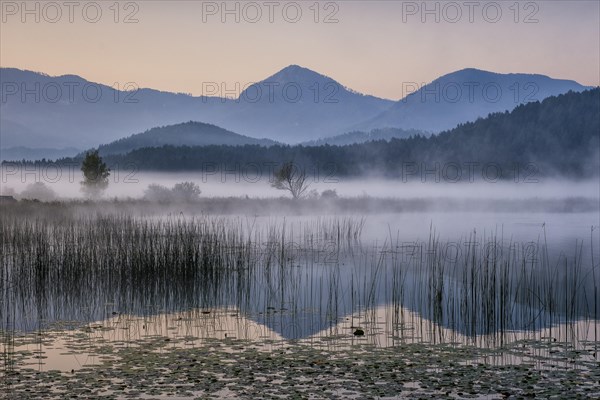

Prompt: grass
[{"left": 0, "top": 201, "right": 598, "bottom": 397}]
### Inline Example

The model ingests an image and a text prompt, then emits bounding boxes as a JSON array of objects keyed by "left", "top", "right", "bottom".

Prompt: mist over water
[
  {"left": 2, "top": 167, "right": 599, "bottom": 201},
  {"left": 2, "top": 166, "right": 597, "bottom": 254},
  {"left": 2, "top": 167, "right": 599, "bottom": 341}
]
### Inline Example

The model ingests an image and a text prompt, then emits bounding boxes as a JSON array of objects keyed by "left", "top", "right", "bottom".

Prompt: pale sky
[{"left": 1, "top": 0, "right": 598, "bottom": 100}]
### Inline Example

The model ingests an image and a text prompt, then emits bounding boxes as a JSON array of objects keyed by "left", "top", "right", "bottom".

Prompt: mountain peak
[
  {"left": 282, "top": 64, "right": 307, "bottom": 72},
  {"left": 436, "top": 68, "right": 499, "bottom": 82},
  {"left": 430, "top": 68, "right": 586, "bottom": 90},
  {"left": 263, "top": 64, "right": 334, "bottom": 84}
]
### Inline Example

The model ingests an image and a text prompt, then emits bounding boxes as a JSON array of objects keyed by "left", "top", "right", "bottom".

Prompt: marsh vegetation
[{"left": 0, "top": 200, "right": 598, "bottom": 398}]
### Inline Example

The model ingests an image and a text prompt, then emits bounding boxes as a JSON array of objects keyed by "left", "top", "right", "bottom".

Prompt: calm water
[
  {"left": 1, "top": 208, "right": 599, "bottom": 377},
  {"left": 2, "top": 211, "right": 598, "bottom": 336}
]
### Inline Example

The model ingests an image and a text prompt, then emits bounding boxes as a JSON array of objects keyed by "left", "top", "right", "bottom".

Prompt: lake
[{"left": 1, "top": 190, "right": 599, "bottom": 398}]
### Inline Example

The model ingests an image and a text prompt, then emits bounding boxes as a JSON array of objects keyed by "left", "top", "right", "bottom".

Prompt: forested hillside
[{"left": 15, "top": 89, "right": 600, "bottom": 180}]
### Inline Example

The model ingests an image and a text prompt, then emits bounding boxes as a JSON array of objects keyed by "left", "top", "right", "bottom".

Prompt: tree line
[{"left": 7, "top": 89, "right": 599, "bottom": 181}]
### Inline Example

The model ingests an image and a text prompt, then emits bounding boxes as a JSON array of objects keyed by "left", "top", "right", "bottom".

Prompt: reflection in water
[
  {"left": 4, "top": 305, "right": 598, "bottom": 373},
  {"left": 3, "top": 309, "right": 285, "bottom": 372},
  {"left": 1, "top": 214, "right": 599, "bottom": 372}
]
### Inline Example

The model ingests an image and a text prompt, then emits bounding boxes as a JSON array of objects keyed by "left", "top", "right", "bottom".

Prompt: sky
[{"left": 0, "top": 0, "right": 599, "bottom": 100}]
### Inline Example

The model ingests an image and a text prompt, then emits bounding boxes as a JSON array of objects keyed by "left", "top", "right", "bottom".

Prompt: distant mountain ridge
[
  {"left": 97, "top": 121, "right": 276, "bottom": 156},
  {"left": 83, "top": 89, "right": 599, "bottom": 179},
  {"left": 0, "top": 67, "right": 227, "bottom": 149},
  {"left": 358, "top": 68, "right": 590, "bottom": 132},
  {"left": 0, "top": 65, "right": 393, "bottom": 149},
  {"left": 0, "top": 66, "right": 591, "bottom": 155}
]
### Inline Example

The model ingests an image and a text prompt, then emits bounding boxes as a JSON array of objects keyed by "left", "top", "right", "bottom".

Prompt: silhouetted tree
[
  {"left": 271, "top": 161, "right": 310, "bottom": 198},
  {"left": 143, "top": 184, "right": 172, "bottom": 202},
  {"left": 81, "top": 150, "right": 110, "bottom": 196},
  {"left": 144, "top": 182, "right": 201, "bottom": 202},
  {"left": 172, "top": 181, "right": 201, "bottom": 202}
]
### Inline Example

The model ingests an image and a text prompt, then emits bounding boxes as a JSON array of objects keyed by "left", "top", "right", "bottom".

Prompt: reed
[{"left": 0, "top": 210, "right": 597, "bottom": 357}]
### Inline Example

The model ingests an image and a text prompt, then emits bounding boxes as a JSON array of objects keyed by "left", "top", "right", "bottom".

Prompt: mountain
[
  {"left": 208, "top": 65, "right": 394, "bottom": 142},
  {"left": 357, "top": 68, "right": 590, "bottom": 133},
  {"left": 0, "top": 66, "right": 590, "bottom": 150},
  {"left": 303, "top": 127, "right": 427, "bottom": 146},
  {"left": 0, "top": 67, "right": 230, "bottom": 149},
  {"left": 97, "top": 121, "right": 276, "bottom": 155},
  {"left": 0, "top": 66, "right": 392, "bottom": 148},
  {"left": 85, "top": 89, "right": 599, "bottom": 178}
]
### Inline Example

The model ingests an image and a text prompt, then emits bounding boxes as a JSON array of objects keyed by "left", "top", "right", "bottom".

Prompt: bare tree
[{"left": 271, "top": 162, "right": 310, "bottom": 199}]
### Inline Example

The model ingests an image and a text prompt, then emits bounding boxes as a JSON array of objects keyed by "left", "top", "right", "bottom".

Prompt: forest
[{"left": 7, "top": 89, "right": 599, "bottom": 180}]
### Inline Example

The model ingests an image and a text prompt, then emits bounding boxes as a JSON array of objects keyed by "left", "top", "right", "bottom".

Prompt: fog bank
[{"left": 1, "top": 168, "right": 599, "bottom": 202}]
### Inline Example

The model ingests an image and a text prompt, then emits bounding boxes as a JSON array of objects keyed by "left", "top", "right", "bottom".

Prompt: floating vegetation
[
  {"left": 0, "top": 208, "right": 599, "bottom": 397},
  {"left": 2, "top": 325, "right": 599, "bottom": 399}
]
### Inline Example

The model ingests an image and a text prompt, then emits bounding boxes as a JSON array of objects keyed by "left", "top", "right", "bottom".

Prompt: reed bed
[
  {"left": 366, "top": 227, "right": 599, "bottom": 346},
  {"left": 1, "top": 208, "right": 598, "bottom": 398},
  {"left": 0, "top": 211, "right": 597, "bottom": 350}
]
